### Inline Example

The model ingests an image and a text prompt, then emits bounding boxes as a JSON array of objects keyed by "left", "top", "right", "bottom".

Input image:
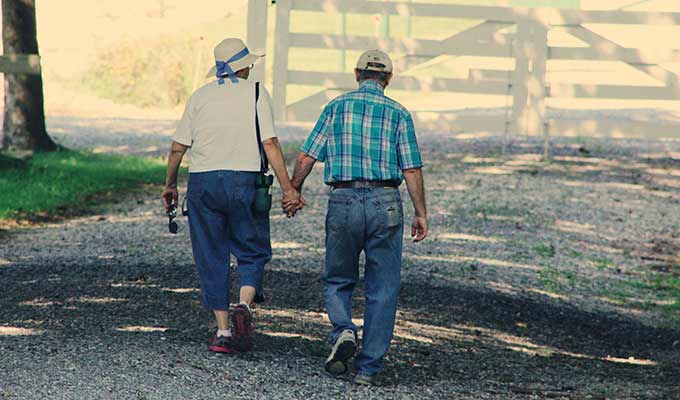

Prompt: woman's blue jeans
[{"left": 187, "top": 170, "right": 271, "bottom": 310}]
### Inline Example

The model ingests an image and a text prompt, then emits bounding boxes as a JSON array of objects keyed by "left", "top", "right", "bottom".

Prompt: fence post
[
  {"left": 406, "top": 0, "right": 413, "bottom": 37},
  {"left": 272, "top": 0, "right": 291, "bottom": 122},
  {"left": 531, "top": 15, "right": 549, "bottom": 159},
  {"left": 247, "top": 0, "right": 269, "bottom": 83},
  {"left": 511, "top": 13, "right": 548, "bottom": 156},
  {"left": 340, "top": 12, "right": 347, "bottom": 72}
]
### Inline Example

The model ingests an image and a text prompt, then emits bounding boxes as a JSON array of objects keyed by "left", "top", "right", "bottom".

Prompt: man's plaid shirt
[{"left": 301, "top": 80, "right": 423, "bottom": 184}]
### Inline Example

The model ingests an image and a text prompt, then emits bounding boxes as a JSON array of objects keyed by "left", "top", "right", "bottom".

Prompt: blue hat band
[{"left": 216, "top": 47, "right": 250, "bottom": 84}]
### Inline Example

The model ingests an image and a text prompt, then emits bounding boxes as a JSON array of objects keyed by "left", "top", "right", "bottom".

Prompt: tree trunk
[{"left": 1, "top": 0, "right": 55, "bottom": 151}]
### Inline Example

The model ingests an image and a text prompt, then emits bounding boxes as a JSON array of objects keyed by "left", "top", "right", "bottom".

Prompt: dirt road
[{"left": 1, "top": 121, "right": 679, "bottom": 399}]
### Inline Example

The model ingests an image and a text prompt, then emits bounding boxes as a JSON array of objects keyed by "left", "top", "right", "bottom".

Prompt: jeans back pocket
[
  {"left": 385, "top": 203, "right": 402, "bottom": 228},
  {"left": 327, "top": 199, "right": 351, "bottom": 232}
]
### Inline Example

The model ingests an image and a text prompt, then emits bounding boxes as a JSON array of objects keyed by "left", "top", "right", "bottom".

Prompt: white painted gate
[{"left": 250, "top": 0, "right": 680, "bottom": 153}]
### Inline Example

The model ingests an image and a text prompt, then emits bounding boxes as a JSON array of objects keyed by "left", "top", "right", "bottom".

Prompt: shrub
[{"left": 81, "top": 36, "right": 196, "bottom": 107}]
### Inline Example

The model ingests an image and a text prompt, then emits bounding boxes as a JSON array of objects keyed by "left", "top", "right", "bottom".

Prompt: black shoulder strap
[{"left": 255, "top": 82, "right": 268, "bottom": 173}]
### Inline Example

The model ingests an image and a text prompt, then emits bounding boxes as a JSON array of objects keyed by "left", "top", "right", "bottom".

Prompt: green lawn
[{"left": 0, "top": 150, "right": 170, "bottom": 221}]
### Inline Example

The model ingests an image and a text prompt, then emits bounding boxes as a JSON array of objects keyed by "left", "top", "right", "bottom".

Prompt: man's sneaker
[
  {"left": 325, "top": 329, "right": 356, "bottom": 376},
  {"left": 230, "top": 303, "right": 254, "bottom": 352},
  {"left": 208, "top": 334, "right": 234, "bottom": 354},
  {"left": 353, "top": 373, "right": 375, "bottom": 386}
]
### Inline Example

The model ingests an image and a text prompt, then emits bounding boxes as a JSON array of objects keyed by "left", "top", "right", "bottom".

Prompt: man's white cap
[
  {"left": 206, "top": 38, "right": 264, "bottom": 78},
  {"left": 356, "top": 49, "right": 393, "bottom": 73}
]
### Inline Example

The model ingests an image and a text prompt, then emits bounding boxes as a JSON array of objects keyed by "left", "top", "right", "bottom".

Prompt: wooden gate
[{"left": 256, "top": 0, "right": 680, "bottom": 152}]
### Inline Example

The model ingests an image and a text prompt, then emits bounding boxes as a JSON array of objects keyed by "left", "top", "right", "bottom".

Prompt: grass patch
[
  {"left": 567, "top": 249, "right": 585, "bottom": 259},
  {"left": 625, "top": 277, "right": 680, "bottom": 292},
  {"left": 650, "top": 277, "right": 680, "bottom": 311},
  {"left": 534, "top": 243, "right": 556, "bottom": 257},
  {"left": 621, "top": 276, "right": 680, "bottom": 312},
  {"left": 472, "top": 204, "right": 528, "bottom": 218},
  {"left": 652, "top": 277, "right": 680, "bottom": 292},
  {"left": 539, "top": 265, "right": 577, "bottom": 292},
  {"left": 597, "top": 287, "right": 638, "bottom": 306},
  {"left": 0, "top": 150, "right": 170, "bottom": 220},
  {"left": 588, "top": 256, "right": 614, "bottom": 270}
]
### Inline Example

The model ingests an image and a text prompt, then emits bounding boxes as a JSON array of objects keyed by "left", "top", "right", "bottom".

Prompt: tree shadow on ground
[
  {"left": 260, "top": 268, "right": 680, "bottom": 387},
  {"left": 455, "top": 139, "right": 680, "bottom": 193},
  {"left": 2, "top": 259, "right": 679, "bottom": 398}
]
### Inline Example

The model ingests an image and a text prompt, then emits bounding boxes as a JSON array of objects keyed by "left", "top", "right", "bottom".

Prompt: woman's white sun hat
[{"left": 206, "top": 38, "right": 264, "bottom": 82}]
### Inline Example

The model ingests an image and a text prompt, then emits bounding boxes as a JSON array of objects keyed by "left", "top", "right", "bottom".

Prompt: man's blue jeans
[
  {"left": 187, "top": 170, "right": 271, "bottom": 311},
  {"left": 324, "top": 187, "right": 403, "bottom": 376}
]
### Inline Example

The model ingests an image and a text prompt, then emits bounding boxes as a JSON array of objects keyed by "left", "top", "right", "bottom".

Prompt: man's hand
[
  {"left": 291, "top": 152, "right": 317, "bottom": 193},
  {"left": 282, "top": 193, "right": 306, "bottom": 217},
  {"left": 411, "top": 216, "right": 428, "bottom": 242},
  {"left": 282, "top": 188, "right": 303, "bottom": 217},
  {"left": 403, "top": 167, "right": 427, "bottom": 242},
  {"left": 162, "top": 186, "right": 178, "bottom": 212}
]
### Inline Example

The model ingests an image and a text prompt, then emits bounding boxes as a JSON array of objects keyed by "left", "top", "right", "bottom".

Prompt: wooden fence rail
[{"left": 0, "top": 54, "right": 41, "bottom": 75}]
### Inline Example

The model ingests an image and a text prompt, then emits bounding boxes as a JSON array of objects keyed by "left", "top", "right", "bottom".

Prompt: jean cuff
[
  {"left": 201, "top": 292, "right": 230, "bottom": 311},
  {"left": 328, "top": 327, "right": 358, "bottom": 344},
  {"left": 239, "top": 269, "right": 264, "bottom": 293}
]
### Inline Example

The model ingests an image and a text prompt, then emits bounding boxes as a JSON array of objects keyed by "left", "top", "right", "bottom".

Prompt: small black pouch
[{"left": 254, "top": 82, "right": 273, "bottom": 214}]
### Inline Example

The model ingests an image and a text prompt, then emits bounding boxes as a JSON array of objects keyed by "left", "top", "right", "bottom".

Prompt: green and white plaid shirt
[{"left": 301, "top": 80, "right": 423, "bottom": 184}]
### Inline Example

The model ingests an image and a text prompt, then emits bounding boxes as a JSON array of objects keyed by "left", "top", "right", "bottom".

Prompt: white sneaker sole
[{"left": 325, "top": 338, "right": 356, "bottom": 375}]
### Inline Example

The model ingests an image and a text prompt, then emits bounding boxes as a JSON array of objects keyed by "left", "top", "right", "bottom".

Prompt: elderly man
[
  {"left": 290, "top": 50, "right": 428, "bottom": 384},
  {"left": 162, "top": 38, "right": 300, "bottom": 354}
]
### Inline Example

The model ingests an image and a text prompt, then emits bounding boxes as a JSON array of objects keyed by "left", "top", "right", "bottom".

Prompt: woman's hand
[
  {"left": 161, "top": 186, "right": 178, "bottom": 212},
  {"left": 282, "top": 189, "right": 304, "bottom": 217}
]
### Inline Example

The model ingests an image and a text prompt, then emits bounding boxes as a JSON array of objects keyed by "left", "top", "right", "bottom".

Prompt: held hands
[
  {"left": 411, "top": 215, "right": 428, "bottom": 243},
  {"left": 282, "top": 188, "right": 305, "bottom": 218},
  {"left": 161, "top": 186, "right": 179, "bottom": 212}
]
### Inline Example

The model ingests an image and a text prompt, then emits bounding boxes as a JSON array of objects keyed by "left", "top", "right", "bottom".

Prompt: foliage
[{"left": 81, "top": 36, "right": 195, "bottom": 108}]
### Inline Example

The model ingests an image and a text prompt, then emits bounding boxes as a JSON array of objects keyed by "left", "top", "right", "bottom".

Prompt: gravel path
[
  {"left": 45, "top": 116, "right": 312, "bottom": 158},
  {"left": 1, "top": 117, "right": 680, "bottom": 399}
]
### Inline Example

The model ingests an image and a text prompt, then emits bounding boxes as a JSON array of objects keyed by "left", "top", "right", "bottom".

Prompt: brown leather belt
[{"left": 331, "top": 180, "right": 399, "bottom": 189}]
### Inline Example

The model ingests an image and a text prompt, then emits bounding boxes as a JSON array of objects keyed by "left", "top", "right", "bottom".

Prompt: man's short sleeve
[
  {"left": 300, "top": 105, "right": 332, "bottom": 162},
  {"left": 257, "top": 85, "right": 276, "bottom": 141},
  {"left": 396, "top": 111, "right": 424, "bottom": 170},
  {"left": 173, "top": 95, "right": 194, "bottom": 146}
]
